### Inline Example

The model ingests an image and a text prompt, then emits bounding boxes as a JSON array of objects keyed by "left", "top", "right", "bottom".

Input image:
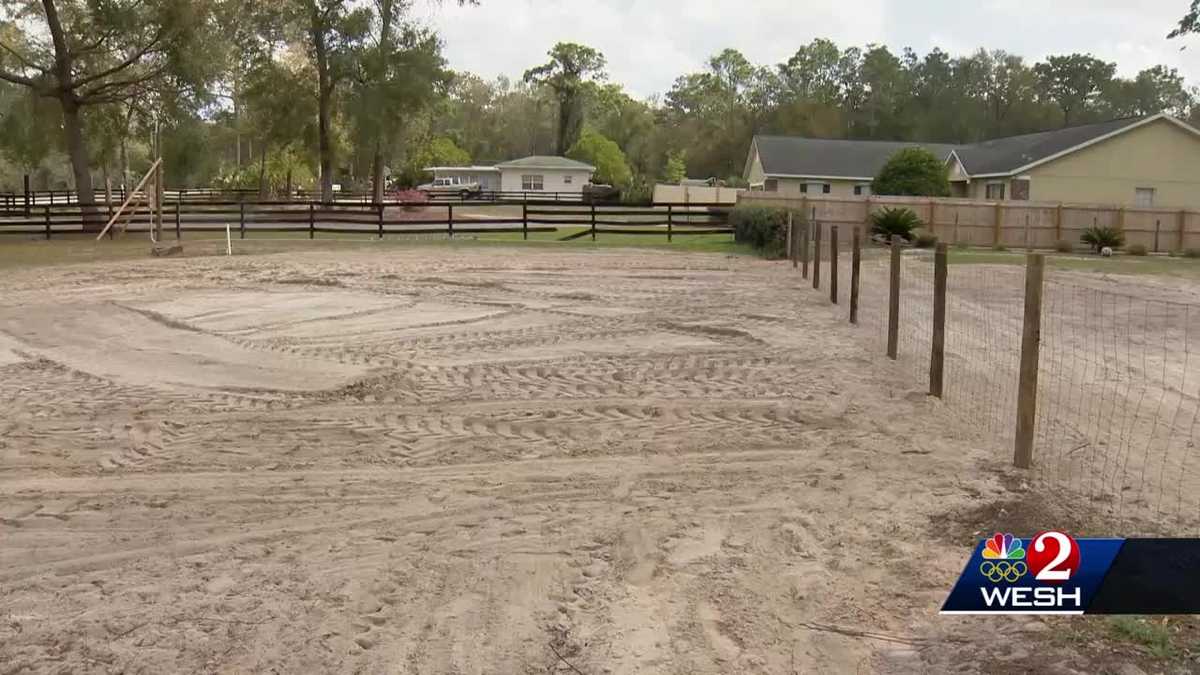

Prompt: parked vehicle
[
  {"left": 582, "top": 183, "right": 620, "bottom": 204},
  {"left": 417, "top": 176, "right": 482, "bottom": 200}
]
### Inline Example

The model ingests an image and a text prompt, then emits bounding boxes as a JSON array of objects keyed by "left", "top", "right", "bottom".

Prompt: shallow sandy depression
[{"left": 1, "top": 245, "right": 1048, "bottom": 673}]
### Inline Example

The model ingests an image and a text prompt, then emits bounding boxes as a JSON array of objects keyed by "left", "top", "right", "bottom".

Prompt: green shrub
[
  {"left": 729, "top": 206, "right": 795, "bottom": 257},
  {"left": 1081, "top": 225, "right": 1125, "bottom": 253},
  {"left": 1182, "top": 248, "right": 1200, "bottom": 259},
  {"left": 913, "top": 232, "right": 938, "bottom": 248},
  {"left": 869, "top": 207, "right": 922, "bottom": 242},
  {"left": 1126, "top": 243, "right": 1148, "bottom": 256},
  {"left": 871, "top": 148, "right": 951, "bottom": 196},
  {"left": 1054, "top": 240, "right": 1073, "bottom": 253}
]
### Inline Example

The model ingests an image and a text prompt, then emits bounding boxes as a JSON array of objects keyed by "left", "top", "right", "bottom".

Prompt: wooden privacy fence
[
  {"left": 789, "top": 219, "right": 1200, "bottom": 532},
  {"left": 742, "top": 192, "right": 1200, "bottom": 253},
  {"left": 0, "top": 198, "right": 732, "bottom": 241}
]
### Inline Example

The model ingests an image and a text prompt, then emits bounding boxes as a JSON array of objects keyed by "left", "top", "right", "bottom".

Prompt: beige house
[
  {"left": 744, "top": 137, "right": 957, "bottom": 198},
  {"left": 947, "top": 113, "right": 1200, "bottom": 208},
  {"left": 745, "top": 113, "right": 1200, "bottom": 208}
]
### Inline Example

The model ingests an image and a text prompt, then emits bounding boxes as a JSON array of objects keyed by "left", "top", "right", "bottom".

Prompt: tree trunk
[
  {"left": 258, "top": 143, "right": 268, "bottom": 199},
  {"left": 61, "top": 97, "right": 99, "bottom": 228},
  {"left": 311, "top": 13, "right": 335, "bottom": 204},
  {"left": 371, "top": 0, "right": 394, "bottom": 206},
  {"left": 372, "top": 141, "right": 385, "bottom": 204}
]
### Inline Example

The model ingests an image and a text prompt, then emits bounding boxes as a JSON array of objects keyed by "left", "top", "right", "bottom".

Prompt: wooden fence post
[
  {"left": 522, "top": 202, "right": 529, "bottom": 240},
  {"left": 174, "top": 195, "right": 181, "bottom": 240},
  {"left": 801, "top": 220, "right": 810, "bottom": 279},
  {"left": 308, "top": 203, "right": 314, "bottom": 239},
  {"left": 887, "top": 235, "right": 901, "bottom": 359},
  {"left": 993, "top": 202, "right": 1003, "bottom": 247},
  {"left": 1013, "top": 253, "right": 1045, "bottom": 469},
  {"left": 1180, "top": 210, "right": 1188, "bottom": 253},
  {"left": 590, "top": 202, "right": 596, "bottom": 241},
  {"left": 240, "top": 201, "right": 246, "bottom": 239},
  {"left": 448, "top": 203, "right": 454, "bottom": 238},
  {"left": 929, "top": 243, "right": 948, "bottom": 397},
  {"left": 1054, "top": 204, "right": 1063, "bottom": 243},
  {"left": 378, "top": 202, "right": 384, "bottom": 238},
  {"left": 829, "top": 225, "right": 839, "bottom": 304},
  {"left": 23, "top": 174, "right": 30, "bottom": 217},
  {"left": 786, "top": 211, "right": 793, "bottom": 264},
  {"left": 667, "top": 204, "right": 673, "bottom": 243},
  {"left": 929, "top": 199, "right": 936, "bottom": 237},
  {"left": 850, "top": 228, "right": 861, "bottom": 324},
  {"left": 812, "top": 221, "right": 822, "bottom": 290},
  {"left": 1154, "top": 219, "right": 1161, "bottom": 253},
  {"left": 44, "top": 205, "right": 51, "bottom": 240}
]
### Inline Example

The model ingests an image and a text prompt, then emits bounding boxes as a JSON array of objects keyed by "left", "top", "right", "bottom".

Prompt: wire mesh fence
[{"left": 796, "top": 221, "right": 1200, "bottom": 534}]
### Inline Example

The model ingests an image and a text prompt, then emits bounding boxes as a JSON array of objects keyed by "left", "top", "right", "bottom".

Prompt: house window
[
  {"left": 1136, "top": 188, "right": 1155, "bottom": 208},
  {"left": 764, "top": 178, "right": 778, "bottom": 192},
  {"left": 800, "top": 184, "right": 808, "bottom": 194},
  {"left": 822, "top": 184, "right": 831, "bottom": 194},
  {"left": 1011, "top": 179, "right": 1030, "bottom": 201},
  {"left": 854, "top": 185, "right": 871, "bottom": 196},
  {"left": 563, "top": 175, "right": 573, "bottom": 185},
  {"left": 986, "top": 182, "right": 1006, "bottom": 200},
  {"left": 521, "top": 174, "right": 544, "bottom": 191}
]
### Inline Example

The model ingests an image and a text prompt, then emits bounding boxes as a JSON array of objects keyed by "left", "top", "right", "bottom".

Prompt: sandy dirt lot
[{"left": 0, "top": 245, "right": 1132, "bottom": 673}]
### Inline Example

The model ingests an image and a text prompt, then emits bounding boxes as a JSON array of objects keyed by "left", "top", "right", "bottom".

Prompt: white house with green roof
[{"left": 424, "top": 155, "right": 595, "bottom": 195}]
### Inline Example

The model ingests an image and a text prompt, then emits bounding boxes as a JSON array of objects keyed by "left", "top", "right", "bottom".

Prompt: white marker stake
[{"left": 226, "top": 222, "right": 233, "bottom": 256}]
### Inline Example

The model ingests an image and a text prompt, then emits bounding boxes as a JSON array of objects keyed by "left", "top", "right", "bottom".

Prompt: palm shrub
[
  {"left": 870, "top": 207, "right": 922, "bottom": 242},
  {"left": 1081, "top": 225, "right": 1125, "bottom": 253},
  {"left": 730, "top": 206, "right": 795, "bottom": 258}
]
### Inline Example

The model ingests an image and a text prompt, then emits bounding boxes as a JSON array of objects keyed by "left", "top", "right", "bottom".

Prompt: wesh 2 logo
[{"left": 941, "top": 530, "right": 1088, "bottom": 614}]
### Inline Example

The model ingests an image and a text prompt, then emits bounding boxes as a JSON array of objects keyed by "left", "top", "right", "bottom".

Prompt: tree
[
  {"left": 351, "top": 9, "right": 446, "bottom": 202},
  {"left": 872, "top": 148, "right": 950, "bottom": 197},
  {"left": 567, "top": 129, "right": 630, "bottom": 187},
  {"left": 1034, "top": 54, "right": 1116, "bottom": 126},
  {"left": 523, "top": 42, "right": 606, "bottom": 155},
  {"left": 662, "top": 150, "right": 687, "bottom": 183},
  {"left": 289, "top": 0, "right": 370, "bottom": 202},
  {"left": 394, "top": 135, "right": 468, "bottom": 187},
  {"left": 0, "top": 0, "right": 214, "bottom": 226},
  {"left": 1169, "top": 1, "right": 1199, "bottom": 38}
]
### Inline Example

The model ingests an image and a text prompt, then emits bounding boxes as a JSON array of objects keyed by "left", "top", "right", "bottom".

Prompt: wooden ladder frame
[{"left": 95, "top": 158, "right": 163, "bottom": 241}]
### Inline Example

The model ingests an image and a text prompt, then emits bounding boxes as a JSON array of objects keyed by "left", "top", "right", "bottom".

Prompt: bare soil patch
[{"left": 0, "top": 245, "right": 1155, "bottom": 673}]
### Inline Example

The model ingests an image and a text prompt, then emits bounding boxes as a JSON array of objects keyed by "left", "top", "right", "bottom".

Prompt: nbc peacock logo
[{"left": 979, "top": 533, "right": 1028, "bottom": 583}]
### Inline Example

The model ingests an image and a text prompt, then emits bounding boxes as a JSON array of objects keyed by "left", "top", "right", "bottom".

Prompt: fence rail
[
  {"left": 0, "top": 197, "right": 732, "bottom": 241},
  {"left": 789, "top": 218, "right": 1200, "bottom": 534},
  {"left": 0, "top": 187, "right": 615, "bottom": 212}
]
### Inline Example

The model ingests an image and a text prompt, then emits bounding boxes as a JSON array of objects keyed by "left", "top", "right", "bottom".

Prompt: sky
[{"left": 412, "top": 0, "right": 1200, "bottom": 100}]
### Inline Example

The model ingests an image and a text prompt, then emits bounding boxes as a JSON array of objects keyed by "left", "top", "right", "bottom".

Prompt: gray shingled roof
[
  {"left": 951, "top": 116, "right": 1148, "bottom": 176},
  {"left": 753, "top": 136, "right": 959, "bottom": 179},
  {"left": 495, "top": 155, "right": 595, "bottom": 171},
  {"left": 751, "top": 115, "right": 1185, "bottom": 180}
]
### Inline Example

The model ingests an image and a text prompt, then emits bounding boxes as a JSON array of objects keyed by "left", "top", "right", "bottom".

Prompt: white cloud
[{"left": 414, "top": 0, "right": 1200, "bottom": 98}]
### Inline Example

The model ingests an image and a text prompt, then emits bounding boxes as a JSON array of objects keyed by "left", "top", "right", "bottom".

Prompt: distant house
[
  {"left": 424, "top": 155, "right": 595, "bottom": 194},
  {"left": 745, "top": 113, "right": 1200, "bottom": 208},
  {"left": 744, "top": 137, "right": 956, "bottom": 198}
]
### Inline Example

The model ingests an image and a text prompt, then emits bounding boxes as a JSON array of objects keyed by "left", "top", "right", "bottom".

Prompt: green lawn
[
  {"left": 0, "top": 228, "right": 749, "bottom": 271},
  {"left": 937, "top": 248, "right": 1200, "bottom": 279}
]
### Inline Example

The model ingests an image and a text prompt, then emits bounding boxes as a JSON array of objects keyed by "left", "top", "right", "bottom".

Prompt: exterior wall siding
[
  {"left": 769, "top": 177, "right": 871, "bottom": 199},
  {"left": 1022, "top": 120, "right": 1200, "bottom": 208},
  {"left": 499, "top": 169, "right": 593, "bottom": 193}
]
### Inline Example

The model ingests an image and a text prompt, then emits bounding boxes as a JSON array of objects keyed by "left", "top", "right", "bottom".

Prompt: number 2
[{"left": 1033, "top": 531, "right": 1074, "bottom": 581}]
